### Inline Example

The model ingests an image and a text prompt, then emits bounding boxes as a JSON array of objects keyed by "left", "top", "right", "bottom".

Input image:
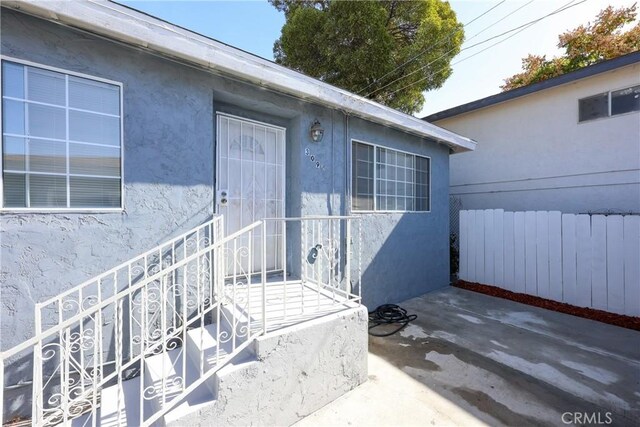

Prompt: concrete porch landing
[
  {"left": 220, "top": 279, "right": 359, "bottom": 333},
  {"left": 298, "top": 287, "right": 640, "bottom": 427}
]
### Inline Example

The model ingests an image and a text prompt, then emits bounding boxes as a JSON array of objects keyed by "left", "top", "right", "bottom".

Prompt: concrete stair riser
[
  {"left": 66, "top": 292, "right": 365, "bottom": 426},
  {"left": 165, "top": 306, "right": 368, "bottom": 427}
]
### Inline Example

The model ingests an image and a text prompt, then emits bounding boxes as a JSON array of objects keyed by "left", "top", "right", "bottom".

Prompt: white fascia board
[{"left": 3, "top": 0, "right": 476, "bottom": 152}]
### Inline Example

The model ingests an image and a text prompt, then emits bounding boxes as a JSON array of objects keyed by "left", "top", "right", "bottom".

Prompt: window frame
[
  {"left": 0, "top": 56, "right": 124, "bottom": 213},
  {"left": 350, "top": 139, "right": 431, "bottom": 214},
  {"left": 578, "top": 84, "right": 640, "bottom": 124}
]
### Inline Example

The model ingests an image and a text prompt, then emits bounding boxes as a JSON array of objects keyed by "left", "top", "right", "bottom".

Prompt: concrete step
[
  {"left": 70, "top": 322, "right": 250, "bottom": 426},
  {"left": 69, "top": 288, "right": 310, "bottom": 427},
  {"left": 157, "top": 320, "right": 257, "bottom": 426},
  {"left": 218, "top": 293, "right": 261, "bottom": 343},
  {"left": 185, "top": 319, "right": 257, "bottom": 387},
  {"left": 70, "top": 376, "right": 146, "bottom": 427},
  {"left": 144, "top": 323, "right": 260, "bottom": 425},
  {"left": 143, "top": 346, "right": 214, "bottom": 416},
  {"left": 165, "top": 305, "right": 368, "bottom": 427}
]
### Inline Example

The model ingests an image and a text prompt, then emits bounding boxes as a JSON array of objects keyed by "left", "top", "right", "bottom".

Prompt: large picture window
[
  {"left": 1, "top": 59, "right": 122, "bottom": 209},
  {"left": 351, "top": 140, "right": 430, "bottom": 212}
]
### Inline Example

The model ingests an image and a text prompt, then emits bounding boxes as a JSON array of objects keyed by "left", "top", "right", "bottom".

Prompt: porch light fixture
[{"left": 310, "top": 119, "right": 324, "bottom": 142}]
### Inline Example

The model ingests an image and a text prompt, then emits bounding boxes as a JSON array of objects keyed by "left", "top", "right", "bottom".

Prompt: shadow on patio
[{"left": 297, "top": 287, "right": 640, "bottom": 427}]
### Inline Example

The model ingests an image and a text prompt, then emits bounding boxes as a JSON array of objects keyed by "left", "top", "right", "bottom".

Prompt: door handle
[{"left": 218, "top": 190, "right": 228, "bottom": 206}]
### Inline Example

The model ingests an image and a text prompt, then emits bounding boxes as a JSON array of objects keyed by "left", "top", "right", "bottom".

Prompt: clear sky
[{"left": 121, "top": 0, "right": 638, "bottom": 117}]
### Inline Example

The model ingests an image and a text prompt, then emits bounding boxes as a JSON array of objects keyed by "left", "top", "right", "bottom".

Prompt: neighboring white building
[{"left": 425, "top": 52, "right": 640, "bottom": 215}]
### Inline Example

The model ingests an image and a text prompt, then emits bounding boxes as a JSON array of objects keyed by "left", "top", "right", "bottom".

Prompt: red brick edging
[{"left": 453, "top": 280, "right": 640, "bottom": 331}]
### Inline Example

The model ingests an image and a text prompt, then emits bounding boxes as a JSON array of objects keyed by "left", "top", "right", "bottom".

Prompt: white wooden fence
[{"left": 459, "top": 210, "right": 640, "bottom": 316}]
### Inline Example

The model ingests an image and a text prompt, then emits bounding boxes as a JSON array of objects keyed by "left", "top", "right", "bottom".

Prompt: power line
[
  {"left": 464, "top": 0, "right": 535, "bottom": 42},
  {"left": 356, "top": 0, "right": 507, "bottom": 95},
  {"left": 363, "top": 0, "right": 546, "bottom": 98},
  {"left": 386, "top": 0, "right": 587, "bottom": 100},
  {"left": 389, "top": 0, "right": 585, "bottom": 100},
  {"left": 366, "top": 0, "right": 575, "bottom": 98},
  {"left": 366, "top": 0, "right": 581, "bottom": 99}
]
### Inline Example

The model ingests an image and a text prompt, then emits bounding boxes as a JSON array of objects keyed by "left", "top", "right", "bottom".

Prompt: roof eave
[
  {"left": 2, "top": 0, "right": 476, "bottom": 153},
  {"left": 424, "top": 51, "right": 640, "bottom": 122}
]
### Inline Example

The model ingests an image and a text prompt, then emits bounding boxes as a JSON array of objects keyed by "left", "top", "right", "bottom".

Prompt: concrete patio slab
[{"left": 297, "top": 287, "right": 640, "bottom": 427}]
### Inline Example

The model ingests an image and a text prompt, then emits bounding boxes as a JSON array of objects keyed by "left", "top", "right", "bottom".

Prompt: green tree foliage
[
  {"left": 502, "top": 4, "right": 640, "bottom": 91},
  {"left": 270, "top": 0, "right": 464, "bottom": 114}
]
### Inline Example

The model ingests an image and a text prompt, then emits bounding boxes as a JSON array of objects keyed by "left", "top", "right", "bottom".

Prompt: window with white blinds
[
  {"left": 2, "top": 60, "right": 122, "bottom": 209},
  {"left": 351, "top": 140, "right": 430, "bottom": 212}
]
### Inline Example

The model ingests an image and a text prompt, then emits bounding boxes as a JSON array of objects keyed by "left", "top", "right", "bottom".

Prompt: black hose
[{"left": 368, "top": 304, "right": 418, "bottom": 337}]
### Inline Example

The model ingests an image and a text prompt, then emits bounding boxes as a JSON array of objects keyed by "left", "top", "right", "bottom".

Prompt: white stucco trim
[{"left": 2, "top": 0, "right": 476, "bottom": 153}]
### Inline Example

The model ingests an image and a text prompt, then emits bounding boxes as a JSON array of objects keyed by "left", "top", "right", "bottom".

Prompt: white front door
[{"left": 216, "top": 113, "right": 286, "bottom": 272}]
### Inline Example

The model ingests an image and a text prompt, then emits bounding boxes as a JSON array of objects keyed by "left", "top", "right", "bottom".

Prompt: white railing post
[
  {"left": 345, "top": 218, "right": 351, "bottom": 296},
  {"left": 282, "top": 219, "right": 288, "bottom": 320},
  {"left": 355, "top": 217, "right": 362, "bottom": 302},
  {"left": 32, "top": 303, "right": 42, "bottom": 426},
  {"left": 301, "top": 221, "right": 306, "bottom": 314},
  {"left": 262, "top": 222, "right": 268, "bottom": 334}
]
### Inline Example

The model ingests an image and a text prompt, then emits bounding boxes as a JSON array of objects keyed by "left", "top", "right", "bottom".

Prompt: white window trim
[
  {"left": 350, "top": 138, "right": 431, "bottom": 214},
  {"left": 577, "top": 83, "right": 640, "bottom": 124},
  {"left": 0, "top": 55, "right": 124, "bottom": 213}
]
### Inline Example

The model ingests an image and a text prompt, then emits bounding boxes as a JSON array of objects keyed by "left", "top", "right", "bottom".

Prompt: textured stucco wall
[
  {"left": 0, "top": 9, "right": 301, "bottom": 353},
  {"left": 167, "top": 306, "right": 368, "bottom": 426},
  {"left": 2, "top": 10, "right": 212, "bottom": 355},
  {"left": 348, "top": 117, "right": 452, "bottom": 308},
  {"left": 435, "top": 63, "right": 640, "bottom": 215},
  {"left": 1, "top": 9, "right": 451, "bottom": 418},
  {"left": 287, "top": 111, "right": 451, "bottom": 308}
]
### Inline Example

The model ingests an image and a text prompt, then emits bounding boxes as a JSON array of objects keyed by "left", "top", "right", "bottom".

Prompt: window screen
[
  {"left": 578, "top": 93, "right": 608, "bottom": 122},
  {"left": 2, "top": 61, "right": 122, "bottom": 209},
  {"left": 611, "top": 85, "right": 640, "bottom": 116},
  {"left": 352, "top": 141, "right": 430, "bottom": 212}
]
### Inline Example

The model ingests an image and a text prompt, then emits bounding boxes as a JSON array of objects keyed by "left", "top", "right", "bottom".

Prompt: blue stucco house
[{"left": 0, "top": 1, "right": 475, "bottom": 425}]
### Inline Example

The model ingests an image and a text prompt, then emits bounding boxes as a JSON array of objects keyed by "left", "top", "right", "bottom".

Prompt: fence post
[
  {"left": 493, "top": 209, "right": 504, "bottom": 288},
  {"left": 458, "top": 211, "right": 467, "bottom": 280},
  {"left": 484, "top": 210, "right": 495, "bottom": 285},
  {"left": 548, "top": 212, "right": 562, "bottom": 302},
  {"left": 474, "top": 210, "right": 485, "bottom": 283},
  {"left": 536, "top": 211, "right": 550, "bottom": 299},
  {"left": 524, "top": 211, "right": 537, "bottom": 295},
  {"left": 623, "top": 215, "right": 640, "bottom": 316},
  {"left": 503, "top": 211, "right": 515, "bottom": 291},
  {"left": 562, "top": 213, "right": 577, "bottom": 305},
  {"left": 606, "top": 215, "right": 624, "bottom": 314},
  {"left": 467, "top": 211, "right": 476, "bottom": 282},
  {"left": 591, "top": 215, "right": 607, "bottom": 311},
  {"left": 576, "top": 214, "right": 592, "bottom": 308}
]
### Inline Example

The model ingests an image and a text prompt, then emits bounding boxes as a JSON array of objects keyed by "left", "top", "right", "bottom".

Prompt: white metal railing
[
  {"left": 263, "top": 216, "right": 361, "bottom": 316},
  {"left": 1, "top": 216, "right": 224, "bottom": 426},
  {"left": 0, "top": 215, "right": 361, "bottom": 426}
]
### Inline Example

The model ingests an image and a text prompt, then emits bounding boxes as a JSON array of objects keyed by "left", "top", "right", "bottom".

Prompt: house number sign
[{"left": 305, "top": 147, "right": 326, "bottom": 171}]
